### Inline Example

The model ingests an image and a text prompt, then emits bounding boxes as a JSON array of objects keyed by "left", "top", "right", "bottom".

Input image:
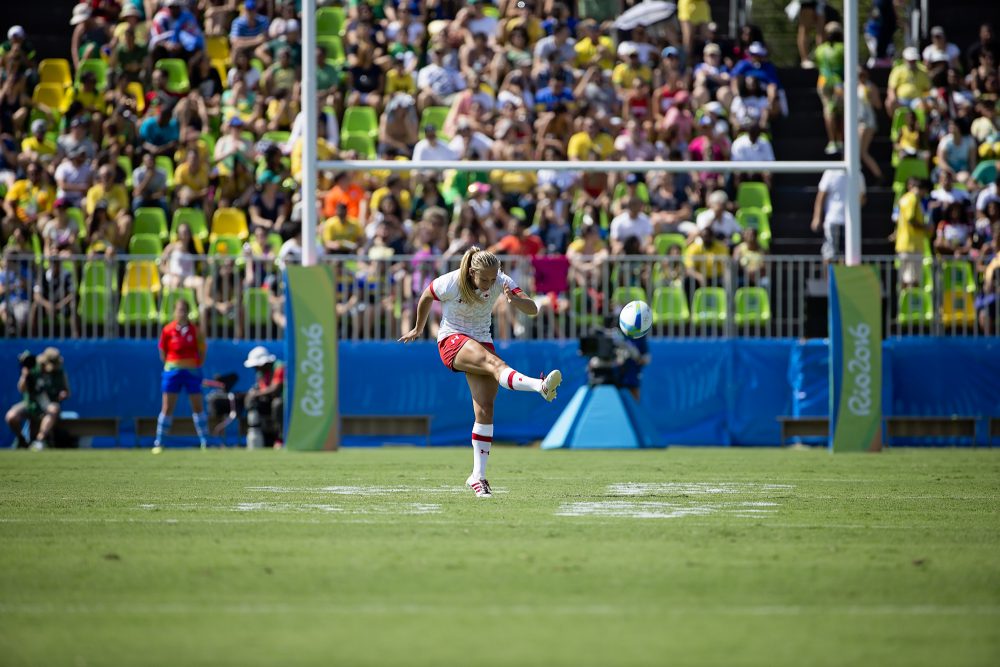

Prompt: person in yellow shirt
[
  {"left": 612, "top": 48, "right": 653, "bottom": 97},
  {"left": 895, "top": 177, "right": 932, "bottom": 287},
  {"left": 684, "top": 228, "right": 730, "bottom": 285},
  {"left": 567, "top": 118, "right": 615, "bottom": 161},
  {"left": 291, "top": 134, "right": 335, "bottom": 181},
  {"left": 321, "top": 202, "right": 365, "bottom": 254},
  {"left": 574, "top": 20, "right": 616, "bottom": 71},
  {"left": 384, "top": 55, "right": 416, "bottom": 96},
  {"left": 886, "top": 48, "right": 932, "bottom": 113},
  {"left": 20, "top": 120, "right": 58, "bottom": 168},
  {"left": 85, "top": 165, "right": 130, "bottom": 221},
  {"left": 368, "top": 175, "right": 412, "bottom": 219},
  {"left": 65, "top": 71, "right": 106, "bottom": 116},
  {"left": 174, "top": 147, "right": 210, "bottom": 208},
  {"left": 3, "top": 162, "right": 54, "bottom": 237},
  {"left": 501, "top": 3, "right": 545, "bottom": 46}
]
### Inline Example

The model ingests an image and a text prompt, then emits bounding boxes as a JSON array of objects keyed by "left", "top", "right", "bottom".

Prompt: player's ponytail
[{"left": 459, "top": 246, "right": 500, "bottom": 304}]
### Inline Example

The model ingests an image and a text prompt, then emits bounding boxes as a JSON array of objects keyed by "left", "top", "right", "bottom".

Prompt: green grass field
[{"left": 1, "top": 448, "right": 998, "bottom": 667}]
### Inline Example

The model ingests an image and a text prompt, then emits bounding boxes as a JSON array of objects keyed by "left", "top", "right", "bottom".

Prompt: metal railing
[{"left": 0, "top": 253, "right": 996, "bottom": 341}]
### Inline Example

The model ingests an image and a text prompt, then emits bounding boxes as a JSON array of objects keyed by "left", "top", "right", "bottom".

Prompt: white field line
[
  {"left": 607, "top": 482, "right": 794, "bottom": 496},
  {"left": 556, "top": 501, "right": 781, "bottom": 519},
  {"left": 0, "top": 602, "right": 996, "bottom": 617}
]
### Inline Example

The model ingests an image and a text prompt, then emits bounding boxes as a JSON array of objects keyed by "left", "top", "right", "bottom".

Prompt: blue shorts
[{"left": 162, "top": 368, "right": 203, "bottom": 395}]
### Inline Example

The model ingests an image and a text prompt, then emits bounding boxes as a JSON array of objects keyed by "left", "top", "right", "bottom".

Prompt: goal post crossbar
[{"left": 314, "top": 159, "right": 848, "bottom": 175}]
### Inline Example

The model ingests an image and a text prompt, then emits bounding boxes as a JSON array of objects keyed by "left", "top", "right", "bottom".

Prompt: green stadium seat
[
  {"left": 134, "top": 207, "right": 169, "bottom": 242},
  {"left": 896, "top": 288, "right": 933, "bottom": 326},
  {"left": 211, "top": 208, "right": 249, "bottom": 240},
  {"left": 39, "top": 58, "right": 72, "bottom": 87},
  {"left": 117, "top": 289, "right": 158, "bottom": 327},
  {"left": 691, "top": 287, "right": 728, "bottom": 325},
  {"left": 78, "top": 288, "right": 110, "bottom": 327},
  {"left": 341, "top": 106, "right": 378, "bottom": 142},
  {"left": 75, "top": 59, "right": 108, "bottom": 89},
  {"left": 570, "top": 287, "right": 603, "bottom": 328},
  {"left": 243, "top": 288, "right": 272, "bottom": 328},
  {"left": 940, "top": 290, "right": 975, "bottom": 327},
  {"left": 736, "top": 207, "right": 772, "bottom": 250},
  {"left": 889, "top": 106, "right": 926, "bottom": 142},
  {"left": 654, "top": 233, "right": 686, "bottom": 255},
  {"left": 611, "top": 181, "right": 650, "bottom": 205},
  {"left": 198, "top": 132, "right": 216, "bottom": 161},
  {"left": 65, "top": 207, "right": 85, "bottom": 232},
  {"left": 651, "top": 286, "right": 690, "bottom": 325},
  {"left": 317, "top": 35, "right": 346, "bottom": 66},
  {"left": 420, "top": 106, "right": 450, "bottom": 139},
  {"left": 733, "top": 287, "right": 771, "bottom": 326},
  {"left": 155, "top": 156, "right": 175, "bottom": 190},
  {"left": 892, "top": 158, "right": 929, "bottom": 200},
  {"left": 940, "top": 260, "right": 976, "bottom": 294},
  {"left": 736, "top": 182, "right": 772, "bottom": 217},
  {"left": 159, "top": 287, "right": 199, "bottom": 324},
  {"left": 211, "top": 235, "right": 243, "bottom": 256},
  {"left": 317, "top": 6, "right": 346, "bottom": 36},
  {"left": 128, "top": 233, "right": 164, "bottom": 257},
  {"left": 262, "top": 130, "right": 291, "bottom": 146},
  {"left": 612, "top": 286, "right": 646, "bottom": 309},
  {"left": 171, "top": 208, "right": 209, "bottom": 243},
  {"left": 155, "top": 58, "right": 190, "bottom": 94},
  {"left": 117, "top": 155, "right": 133, "bottom": 187},
  {"left": 341, "top": 134, "right": 376, "bottom": 159},
  {"left": 81, "top": 261, "right": 117, "bottom": 292}
]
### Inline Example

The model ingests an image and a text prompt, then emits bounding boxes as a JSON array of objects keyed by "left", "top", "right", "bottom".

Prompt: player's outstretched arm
[{"left": 399, "top": 287, "right": 434, "bottom": 343}]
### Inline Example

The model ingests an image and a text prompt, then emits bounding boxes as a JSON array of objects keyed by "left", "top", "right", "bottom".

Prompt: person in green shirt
[
  {"left": 5, "top": 347, "right": 70, "bottom": 450},
  {"left": 815, "top": 21, "right": 845, "bottom": 155}
]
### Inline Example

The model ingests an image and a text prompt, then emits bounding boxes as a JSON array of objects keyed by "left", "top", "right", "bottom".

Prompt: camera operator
[
  {"left": 5, "top": 347, "right": 71, "bottom": 450},
  {"left": 579, "top": 317, "right": 651, "bottom": 400},
  {"left": 243, "top": 346, "right": 285, "bottom": 449}
]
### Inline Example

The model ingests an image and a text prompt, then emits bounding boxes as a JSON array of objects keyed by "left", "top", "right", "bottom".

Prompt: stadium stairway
[{"left": 769, "top": 67, "right": 895, "bottom": 257}]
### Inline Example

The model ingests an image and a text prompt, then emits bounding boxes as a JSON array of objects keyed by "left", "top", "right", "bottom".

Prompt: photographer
[
  {"left": 580, "top": 318, "right": 651, "bottom": 400},
  {"left": 243, "top": 346, "right": 285, "bottom": 449},
  {"left": 5, "top": 347, "right": 70, "bottom": 450}
]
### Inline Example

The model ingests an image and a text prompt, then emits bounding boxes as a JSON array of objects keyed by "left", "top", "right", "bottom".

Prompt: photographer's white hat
[{"left": 244, "top": 346, "right": 277, "bottom": 368}]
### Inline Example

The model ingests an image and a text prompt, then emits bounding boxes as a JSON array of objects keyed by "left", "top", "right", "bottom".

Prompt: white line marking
[
  {"left": 608, "top": 482, "right": 794, "bottom": 496},
  {"left": 555, "top": 501, "right": 781, "bottom": 519}
]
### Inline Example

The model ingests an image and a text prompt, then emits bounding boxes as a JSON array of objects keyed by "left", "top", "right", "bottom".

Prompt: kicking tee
[{"left": 430, "top": 269, "right": 522, "bottom": 343}]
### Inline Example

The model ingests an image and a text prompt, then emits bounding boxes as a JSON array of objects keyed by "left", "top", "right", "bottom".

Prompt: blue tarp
[{"left": 0, "top": 337, "right": 996, "bottom": 447}]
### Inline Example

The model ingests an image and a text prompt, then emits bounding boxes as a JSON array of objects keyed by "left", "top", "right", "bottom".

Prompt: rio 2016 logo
[
  {"left": 846, "top": 322, "right": 872, "bottom": 417},
  {"left": 299, "top": 323, "right": 325, "bottom": 417}
]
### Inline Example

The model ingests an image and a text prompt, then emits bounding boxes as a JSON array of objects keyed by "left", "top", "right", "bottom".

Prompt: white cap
[
  {"left": 285, "top": 18, "right": 300, "bottom": 33},
  {"left": 70, "top": 3, "right": 92, "bottom": 25},
  {"left": 708, "top": 190, "right": 728, "bottom": 206},
  {"left": 244, "top": 346, "right": 277, "bottom": 368},
  {"left": 7, "top": 26, "right": 25, "bottom": 40},
  {"left": 903, "top": 46, "right": 920, "bottom": 61}
]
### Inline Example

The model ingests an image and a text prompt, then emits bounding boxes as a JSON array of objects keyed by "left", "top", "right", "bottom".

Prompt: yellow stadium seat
[
  {"left": 31, "top": 83, "right": 66, "bottom": 112},
  {"left": 122, "top": 260, "right": 162, "bottom": 294},
  {"left": 211, "top": 208, "right": 249, "bottom": 241},
  {"left": 205, "top": 35, "right": 230, "bottom": 62},
  {"left": 39, "top": 59, "right": 72, "bottom": 87},
  {"left": 126, "top": 81, "right": 145, "bottom": 113},
  {"left": 940, "top": 290, "right": 975, "bottom": 328}
]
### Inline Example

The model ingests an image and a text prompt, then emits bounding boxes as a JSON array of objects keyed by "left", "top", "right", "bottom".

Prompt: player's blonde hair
[{"left": 458, "top": 246, "right": 500, "bottom": 304}]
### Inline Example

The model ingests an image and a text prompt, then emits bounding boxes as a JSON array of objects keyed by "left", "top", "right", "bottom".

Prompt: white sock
[
  {"left": 498, "top": 367, "right": 543, "bottom": 392},
  {"left": 471, "top": 422, "right": 493, "bottom": 479}
]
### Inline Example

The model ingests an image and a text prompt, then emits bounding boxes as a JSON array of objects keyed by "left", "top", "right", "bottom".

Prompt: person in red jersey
[
  {"left": 398, "top": 247, "right": 562, "bottom": 498},
  {"left": 153, "top": 299, "right": 208, "bottom": 453}
]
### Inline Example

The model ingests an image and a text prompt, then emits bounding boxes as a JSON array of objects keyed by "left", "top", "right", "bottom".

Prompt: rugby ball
[{"left": 619, "top": 300, "right": 652, "bottom": 338}]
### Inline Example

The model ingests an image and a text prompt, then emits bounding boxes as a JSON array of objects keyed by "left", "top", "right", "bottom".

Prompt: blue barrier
[{"left": 0, "top": 338, "right": 997, "bottom": 447}]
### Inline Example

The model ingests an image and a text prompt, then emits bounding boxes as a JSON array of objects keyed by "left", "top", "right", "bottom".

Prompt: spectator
[
  {"left": 815, "top": 22, "right": 845, "bottom": 155},
  {"left": 70, "top": 3, "right": 110, "bottom": 70},
  {"left": 256, "top": 18, "right": 301, "bottom": 68},
  {"left": 321, "top": 202, "right": 363, "bottom": 254},
  {"left": 886, "top": 47, "right": 931, "bottom": 114},
  {"left": 202, "top": 256, "right": 243, "bottom": 337},
  {"left": 684, "top": 227, "right": 729, "bottom": 290},
  {"left": 812, "top": 163, "right": 867, "bottom": 264},
  {"left": 323, "top": 171, "right": 366, "bottom": 222},
  {"left": 54, "top": 147, "right": 93, "bottom": 208},
  {"left": 417, "top": 46, "right": 466, "bottom": 110},
  {"left": 243, "top": 346, "right": 285, "bottom": 449},
  {"left": 174, "top": 146, "right": 210, "bottom": 209},
  {"left": 139, "top": 108, "right": 180, "bottom": 157},
  {"left": 57, "top": 116, "right": 97, "bottom": 162},
  {"left": 936, "top": 119, "right": 978, "bottom": 181},
  {"left": 678, "top": 0, "right": 712, "bottom": 60},
  {"left": 935, "top": 202, "right": 975, "bottom": 256},
  {"left": 379, "top": 94, "right": 418, "bottom": 157},
  {"left": 610, "top": 197, "right": 653, "bottom": 255},
  {"left": 733, "top": 228, "right": 767, "bottom": 287},
  {"left": 248, "top": 173, "right": 290, "bottom": 237},
  {"left": 0, "top": 249, "right": 31, "bottom": 335},
  {"left": 41, "top": 199, "right": 81, "bottom": 256},
  {"left": 731, "top": 42, "right": 783, "bottom": 117},
  {"left": 31, "top": 254, "right": 78, "bottom": 337},
  {"left": 857, "top": 66, "right": 884, "bottom": 182},
  {"left": 977, "top": 231, "right": 1000, "bottom": 334},
  {"left": 6, "top": 347, "right": 71, "bottom": 450},
  {"left": 966, "top": 23, "right": 998, "bottom": 71},
  {"left": 131, "top": 150, "right": 169, "bottom": 212},
  {"left": 149, "top": 0, "right": 205, "bottom": 63},
  {"left": 930, "top": 169, "right": 972, "bottom": 223},
  {"left": 692, "top": 42, "right": 732, "bottom": 108},
  {"left": 977, "top": 172, "right": 1000, "bottom": 215},
  {"left": 489, "top": 212, "right": 544, "bottom": 258},
  {"left": 730, "top": 118, "right": 775, "bottom": 188},
  {"left": 923, "top": 26, "right": 962, "bottom": 77},
  {"left": 20, "top": 119, "right": 58, "bottom": 168},
  {"left": 160, "top": 221, "right": 204, "bottom": 292},
  {"left": 86, "top": 164, "right": 132, "bottom": 240},
  {"left": 895, "top": 178, "right": 933, "bottom": 287},
  {"left": 3, "top": 161, "right": 54, "bottom": 239},
  {"left": 695, "top": 190, "right": 741, "bottom": 245},
  {"left": 730, "top": 76, "right": 771, "bottom": 131},
  {"left": 228, "top": 0, "right": 269, "bottom": 58},
  {"left": 110, "top": 20, "right": 148, "bottom": 85},
  {"left": 412, "top": 124, "right": 459, "bottom": 164}
]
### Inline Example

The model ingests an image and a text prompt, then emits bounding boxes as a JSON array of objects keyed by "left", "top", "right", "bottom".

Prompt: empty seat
[
  {"left": 38, "top": 58, "right": 72, "bottom": 87},
  {"left": 128, "top": 233, "right": 164, "bottom": 256},
  {"left": 736, "top": 182, "right": 772, "bottom": 217},
  {"left": 896, "top": 288, "right": 932, "bottom": 326},
  {"left": 134, "top": 207, "right": 169, "bottom": 242},
  {"left": 341, "top": 107, "right": 378, "bottom": 141},
  {"left": 340, "top": 134, "right": 376, "bottom": 159},
  {"left": 155, "top": 58, "right": 190, "bottom": 94},
  {"left": 81, "top": 261, "right": 117, "bottom": 292},
  {"left": 122, "top": 261, "right": 161, "bottom": 294},
  {"left": 611, "top": 286, "right": 646, "bottom": 309},
  {"left": 211, "top": 208, "right": 249, "bottom": 240},
  {"left": 117, "top": 289, "right": 158, "bottom": 327},
  {"left": 651, "top": 286, "right": 690, "bottom": 325},
  {"left": 79, "top": 288, "right": 110, "bottom": 327},
  {"left": 691, "top": 287, "right": 727, "bottom": 325},
  {"left": 940, "top": 290, "right": 975, "bottom": 327},
  {"left": 316, "top": 35, "right": 346, "bottom": 65},
  {"left": 736, "top": 207, "right": 772, "bottom": 249},
  {"left": 31, "top": 83, "right": 67, "bottom": 111},
  {"left": 211, "top": 235, "right": 243, "bottom": 256},
  {"left": 940, "top": 260, "right": 976, "bottom": 294},
  {"left": 570, "top": 286, "right": 602, "bottom": 329},
  {"left": 243, "top": 288, "right": 272, "bottom": 328},
  {"left": 733, "top": 287, "right": 771, "bottom": 326},
  {"left": 316, "top": 6, "right": 346, "bottom": 36}
]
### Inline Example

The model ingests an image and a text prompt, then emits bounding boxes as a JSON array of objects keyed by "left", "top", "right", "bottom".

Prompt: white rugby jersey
[{"left": 430, "top": 269, "right": 522, "bottom": 343}]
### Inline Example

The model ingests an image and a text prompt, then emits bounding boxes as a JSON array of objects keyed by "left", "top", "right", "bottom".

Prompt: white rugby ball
[{"left": 619, "top": 300, "right": 652, "bottom": 338}]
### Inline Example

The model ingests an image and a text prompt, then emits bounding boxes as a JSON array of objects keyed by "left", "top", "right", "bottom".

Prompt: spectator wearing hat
[
  {"left": 692, "top": 42, "right": 732, "bottom": 108},
  {"left": 109, "top": 18, "right": 150, "bottom": 86},
  {"left": 6, "top": 347, "right": 71, "bottom": 450},
  {"left": 41, "top": 198, "right": 82, "bottom": 256},
  {"left": 256, "top": 17, "right": 301, "bottom": 67},
  {"left": 149, "top": 0, "right": 205, "bottom": 63},
  {"left": 617, "top": 24, "right": 657, "bottom": 66},
  {"left": 0, "top": 26, "right": 36, "bottom": 69},
  {"left": 19, "top": 119, "right": 57, "bottom": 169},
  {"left": 53, "top": 146, "right": 93, "bottom": 208},
  {"left": 417, "top": 47, "right": 467, "bottom": 111},
  {"left": 731, "top": 118, "right": 775, "bottom": 188},
  {"left": 70, "top": 3, "right": 110, "bottom": 69},
  {"left": 612, "top": 45, "right": 653, "bottom": 100},
  {"left": 110, "top": 3, "right": 149, "bottom": 50},
  {"left": 131, "top": 149, "right": 169, "bottom": 212},
  {"left": 574, "top": 20, "right": 615, "bottom": 71},
  {"left": 3, "top": 161, "right": 54, "bottom": 239},
  {"left": 923, "top": 26, "right": 961, "bottom": 75},
  {"left": 731, "top": 42, "right": 784, "bottom": 116},
  {"left": 885, "top": 47, "right": 931, "bottom": 114},
  {"left": 243, "top": 346, "right": 285, "bottom": 449}
]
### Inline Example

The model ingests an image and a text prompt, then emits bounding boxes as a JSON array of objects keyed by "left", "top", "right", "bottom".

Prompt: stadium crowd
[{"left": 0, "top": 0, "right": 996, "bottom": 338}]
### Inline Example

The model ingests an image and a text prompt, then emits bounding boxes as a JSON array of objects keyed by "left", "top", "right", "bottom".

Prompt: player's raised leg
[
  {"left": 453, "top": 341, "right": 562, "bottom": 402},
  {"left": 465, "top": 372, "right": 498, "bottom": 497}
]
